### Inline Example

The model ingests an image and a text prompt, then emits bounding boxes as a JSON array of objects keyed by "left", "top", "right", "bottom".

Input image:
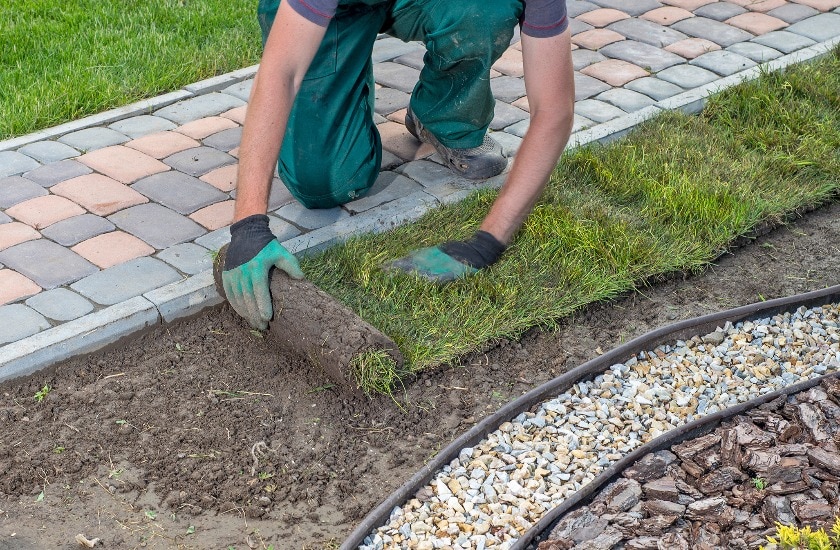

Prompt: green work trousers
[{"left": 258, "top": 0, "right": 523, "bottom": 208}]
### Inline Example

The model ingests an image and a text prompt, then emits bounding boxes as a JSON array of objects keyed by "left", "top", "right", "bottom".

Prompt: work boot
[{"left": 405, "top": 108, "right": 507, "bottom": 180}]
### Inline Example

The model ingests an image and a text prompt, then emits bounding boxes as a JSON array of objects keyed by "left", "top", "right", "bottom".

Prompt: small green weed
[
  {"left": 751, "top": 476, "right": 766, "bottom": 490},
  {"left": 33, "top": 384, "right": 51, "bottom": 402}
]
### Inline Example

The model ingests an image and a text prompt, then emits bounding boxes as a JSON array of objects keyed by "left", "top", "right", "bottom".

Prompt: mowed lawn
[{"left": 0, "top": 0, "right": 262, "bottom": 140}]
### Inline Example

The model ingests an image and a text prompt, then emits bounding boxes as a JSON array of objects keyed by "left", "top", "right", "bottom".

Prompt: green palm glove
[
  {"left": 387, "top": 231, "right": 506, "bottom": 282},
  {"left": 222, "top": 215, "right": 304, "bottom": 329}
]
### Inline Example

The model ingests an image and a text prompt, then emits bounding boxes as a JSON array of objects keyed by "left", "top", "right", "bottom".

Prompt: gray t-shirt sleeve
[
  {"left": 286, "top": 0, "right": 339, "bottom": 27},
  {"left": 521, "top": 0, "right": 569, "bottom": 38}
]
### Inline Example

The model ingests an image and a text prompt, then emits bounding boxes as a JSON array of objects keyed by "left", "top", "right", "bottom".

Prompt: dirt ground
[{"left": 1, "top": 201, "right": 839, "bottom": 550}]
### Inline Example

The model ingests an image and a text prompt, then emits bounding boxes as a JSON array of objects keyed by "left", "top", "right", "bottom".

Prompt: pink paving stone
[
  {"left": 492, "top": 48, "right": 524, "bottom": 77},
  {"left": 512, "top": 96, "right": 530, "bottom": 112},
  {"left": 580, "top": 59, "right": 649, "bottom": 86},
  {"left": 0, "top": 222, "right": 41, "bottom": 251},
  {"left": 577, "top": 8, "right": 631, "bottom": 27},
  {"left": 0, "top": 269, "right": 41, "bottom": 305},
  {"left": 726, "top": 11, "right": 789, "bottom": 32},
  {"left": 175, "top": 116, "right": 239, "bottom": 140},
  {"left": 221, "top": 106, "right": 247, "bottom": 125},
  {"left": 661, "top": 0, "right": 717, "bottom": 10},
  {"left": 125, "top": 131, "right": 201, "bottom": 159},
  {"left": 200, "top": 163, "right": 239, "bottom": 192},
  {"left": 790, "top": 0, "right": 840, "bottom": 10},
  {"left": 6, "top": 195, "right": 85, "bottom": 229},
  {"left": 387, "top": 108, "right": 408, "bottom": 124},
  {"left": 189, "top": 200, "right": 235, "bottom": 230},
  {"left": 377, "top": 121, "right": 435, "bottom": 161},
  {"left": 665, "top": 37, "right": 722, "bottom": 58},
  {"left": 572, "top": 28, "right": 627, "bottom": 50},
  {"left": 641, "top": 6, "right": 695, "bottom": 24},
  {"left": 229, "top": 147, "right": 240, "bottom": 159},
  {"left": 71, "top": 231, "right": 154, "bottom": 269},
  {"left": 77, "top": 145, "right": 170, "bottom": 184},
  {"left": 51, "top": 173, "right": 148, "bottom": 216},
  {"left": 728, "top": 0, "right": 788, "bottom": 10}
]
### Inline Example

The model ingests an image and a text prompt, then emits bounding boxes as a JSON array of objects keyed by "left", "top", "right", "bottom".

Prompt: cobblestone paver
[{"left": 1, "top": 0, "right": 839, "bottom": 378}]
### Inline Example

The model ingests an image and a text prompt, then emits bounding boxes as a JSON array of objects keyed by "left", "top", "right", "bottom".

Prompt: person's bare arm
[
  {"left": 479, "top": 28, "right": 574, "bottom": 244},
  {"left": 233, "top": 3, "right": 328, "bottom": 222}
]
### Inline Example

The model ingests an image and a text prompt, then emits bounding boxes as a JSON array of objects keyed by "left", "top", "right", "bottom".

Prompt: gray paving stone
[
  {"left": 567, "top": 0, "right": 599, "bottom": 17},
  {"left": 595, "top": 88, "right": 657, "bottom": 112},
  {"left": 656, "top": 64, "right": 719, "bottom": 88},
  {"left": 144, "top": 270, "right": 222, "bottom": 323},
  {"left": 40, "top": 214, "right": 115, "bottom": 246},
  {"left": 492, "top": 131, "right": 524, "bottom": 157},
  {"left": 725, "top": 42, "right": 783, "bottom": 62},
  {"left": 374, "top": 62, "right": 421, "bottom": 94},
  {"left": 573, "top": 50, "right": 608, "bottom": 71},
  {"left": 0, "top": 240, "right": 98, "bottom": 289},
  {"left": 268, "top": 179, "right": 296, "bottom": 211},
  {"left": 373, "top": 113, "right": 388, "bottom": 125},
  {"left": 751, "top": 30, "right": 817, "bottom": 54},
  {"left": 397, "top": 159, "right": 460, "bottom": 187},
  {"left": 109, "top": 203, "right": 206, "bottom": 249},
  {"left": 132, "top": 171, "right": 228, "bottom": 214},
  {"left": 569, "top": 18, "right": 594, "bottom": 35},
  {"left": 690, "top": 50, "right": 757, "bottom": 76},
  {"left": 491, "top": 100, "right": 529, "bottom": 130},
  {"left": 607, "top": 18, "right": 688, "bottom": 48},
  {"left": 0, "top": 212, "right": 11, "bottom": 224},
  {"left": 71, "top": 257, "right": 182, "bottom": 305},
  {"left": 505, "top": 118, "right": 530, "bottom": 138},
  {"left": 23, "top": 159, "right": 92, "bottom": 188},
  {"left": 625, "top": 77, "right": 685, "bottom": 100},
  {"left": 490, "top": 76, "right": 527, "bottom": 102},
  {"left": 201, "top": 127, "right": 242, "bottom": 152},
  {"left": 374, "top": 87, "right": 411, "bottom": 115},
  {"left": 600, "top": 41, "right": 685, "bottom": 72},
  {"left": 25, "top": 288, "right": 94, "bottom": 322},
  {"left": 570, "top": 105, "right": 662, "bottom": 147},
  {"left": 156, "top": 242, "right": 215, "bottom": 275},
  {"left": 575, "top": 99, "right": 627, "bottom": 123},
  {"left": 0, "top": 305, "right": 51, "bottom": 345},
  {"left": 267, "top": 216, "right": 302, "bottom": 243},
  {"left": 57, "top": 127, "right": 129, "bottom": 151},
  {"left": 194, "top": 227, "right": 231, "bottom": 252},
  {"left": 0, "top": 297, "right": 159, "bottom": 383},
  {"left": 786, "top": 13, "right": 840, "bottom": 42},
  {"left": 16, "top": 141, "right": 79, "bottom": 163},
  {"left": 393, "top": 49, "right": 426, "bottom": 71},
  {"left": 274, "top": 202, "right": 350, "bottom": 230},
  {"left": 372, "top": 37, "right": 424, "bottom": 63},
  {"left": 767, "top": 3, "right": 818, "bottom": 24},
  {"left": 381, "top": 149, "right": 402, "bottom": 170},
  {"left": 222, "top": 79, "right": 254, "bottom": 102},
  {"left": 589, "top": 0, "right": 663, "bottom": 16},
  {"left": 694, "top": 2, "right": 746, "bottom": 21},
  {"left": 671, "top": 17, "right": 755, "bottom": 47},
  {"left": 163, "top": 146, "right": 235, "bottom": 177},
  {"left": 0, "top": 176, "right": 48, "bottom": 208},
  {"left": 344, "top": 172, "right": 422, "bottom": 214},
  {"left": 575, "top": 73, "right": 612, "bottom": 101},
  {"left": 572, "top": 113, "right": 596, "bottom": 132},
  {"left": 109, "top": 115, "right": 177, "bottom": 138},
  {"left": 154, "top": 93, "right": 245, "bottom": 124},
  {"left": 0, "top": 151, "right": 40, "bottom": 178}
]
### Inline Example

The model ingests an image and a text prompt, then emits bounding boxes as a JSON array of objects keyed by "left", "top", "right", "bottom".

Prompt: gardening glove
[
  {"left": 222, "top": 214, "right": 304, "bottom": 330},
  {"left": 387, "top": 230, "right": 506, "bottom": 283}
]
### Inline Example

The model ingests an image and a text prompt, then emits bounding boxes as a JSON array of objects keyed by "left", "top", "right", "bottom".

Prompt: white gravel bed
[{"left": 359, "top": 303, "right": 840, "bottom": 550}]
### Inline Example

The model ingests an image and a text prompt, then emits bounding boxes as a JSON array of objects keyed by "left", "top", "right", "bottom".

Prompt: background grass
[
  {"left": 0, "top": 0, "right": 261, "bottom": 140},
  {"left": 303, "top": 47, "right": 840, "bottom": 385}
]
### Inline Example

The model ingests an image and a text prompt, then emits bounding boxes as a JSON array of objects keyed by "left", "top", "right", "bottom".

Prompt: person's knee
[{"left": 432, "top": 2, "right": 519, "bottom": 63}]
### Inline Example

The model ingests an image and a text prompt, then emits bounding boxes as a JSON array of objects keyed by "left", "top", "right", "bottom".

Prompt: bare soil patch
[{"left": 2, "top": 202, "right": 839, "bottom": 549}]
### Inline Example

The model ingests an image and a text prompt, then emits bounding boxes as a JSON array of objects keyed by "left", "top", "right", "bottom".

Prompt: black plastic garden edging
[{"left": 341, "top": 283, "right": 840, "bottom": 549}]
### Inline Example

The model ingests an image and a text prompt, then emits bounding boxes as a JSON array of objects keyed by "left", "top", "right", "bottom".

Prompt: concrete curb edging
[{"left": 1, "top": 38, "right": 838, "bottom": 384}]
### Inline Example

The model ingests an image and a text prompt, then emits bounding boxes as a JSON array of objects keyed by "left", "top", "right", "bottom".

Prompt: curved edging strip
[
  {"left": 341, "top": 283, "right": 840, "bottom": 549},
  {"left": 519, "top": 371, "right": 840, "bottom": 550}
]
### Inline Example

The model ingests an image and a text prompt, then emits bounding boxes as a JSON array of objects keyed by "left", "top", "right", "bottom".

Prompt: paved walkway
[{"left": 1, "top": 0, "right": 839, "bottom": 380}]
